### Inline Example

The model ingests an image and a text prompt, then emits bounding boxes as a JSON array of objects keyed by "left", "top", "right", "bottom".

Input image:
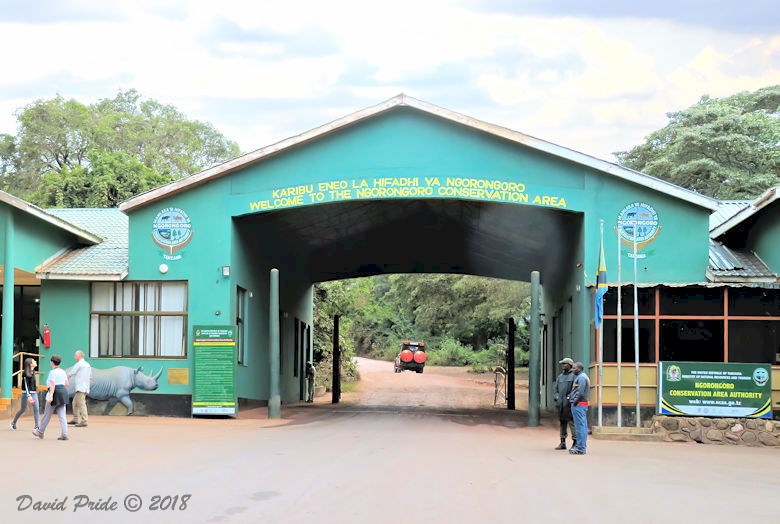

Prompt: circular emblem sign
[
  {"left": 617, "top": 202, "right": 660, "bottom": 254},
  {"left": 752, "top": 367, "right": 769, "bottom": 387},
  {"left": 152, "top": 207, "right": 193, "bottom": 260}
]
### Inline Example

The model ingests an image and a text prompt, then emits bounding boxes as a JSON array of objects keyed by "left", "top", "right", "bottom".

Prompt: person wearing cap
[
  {"left": 553, "top": 357, "right": 576, "bottom": 450},
  {"left": 567, "top": 362, "right": 591, "bottom": 455}
]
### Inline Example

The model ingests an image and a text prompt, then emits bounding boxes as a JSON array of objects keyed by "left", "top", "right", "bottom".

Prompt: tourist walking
[
  {"left": 32, "top": 355, "right": 70, "bottom": 441},
  {"left": 10, "top": 358, "right": 40, "bottom": 431},
  {"left": 68, "top": 350, "right": 91, "bottom": 427}
]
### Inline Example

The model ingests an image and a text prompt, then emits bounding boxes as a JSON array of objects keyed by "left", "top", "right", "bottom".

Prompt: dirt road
[
  {"left": 340, "top": 357, "right": 527, "bottom": 411},
  {"left": 2, "top": 359, "right": 778, "bottom": 524}
]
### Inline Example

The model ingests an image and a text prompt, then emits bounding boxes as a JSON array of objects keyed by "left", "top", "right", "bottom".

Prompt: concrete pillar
[
  {"left": 268, "top": 268, "right": 281, "bottom": 419},
  {"left": 528, "top": 271, "right": 541, "bottom": 426},
  {"left": 1, "top": 210, "right": 14, "bottom": 398}
]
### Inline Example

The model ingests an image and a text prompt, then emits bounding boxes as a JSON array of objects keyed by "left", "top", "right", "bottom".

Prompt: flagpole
[
  {"left": 633, "top": 221, "right": 641, "bottom": 428},
  {"left": 598, "top": 220, "right": 604, "bottom": 427},
  {"left": 616, "top": 222, "right": 622, "bottom": 427}
]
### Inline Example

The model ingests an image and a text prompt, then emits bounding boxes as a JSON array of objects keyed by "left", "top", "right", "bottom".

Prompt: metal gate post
[
  {"left": 332, "top": 314, "right": 341, "bottom": 404},
  {"left": 507, "top": 317, "right": 516, "bottom": 410}
]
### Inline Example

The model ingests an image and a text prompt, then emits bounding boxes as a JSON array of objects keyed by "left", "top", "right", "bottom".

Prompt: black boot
[{"left": 555, "top": 440, "right": 567, "bottom": 450}]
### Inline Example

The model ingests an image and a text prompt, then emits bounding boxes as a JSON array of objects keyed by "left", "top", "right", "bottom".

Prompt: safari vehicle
[{"left": 394, "top": 340, "right": 427, "bottom": 373}]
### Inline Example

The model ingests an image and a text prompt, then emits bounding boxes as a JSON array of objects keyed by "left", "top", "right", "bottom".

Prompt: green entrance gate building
[{"left": 1, "top": 95, "right": 778, "bottom": 421}]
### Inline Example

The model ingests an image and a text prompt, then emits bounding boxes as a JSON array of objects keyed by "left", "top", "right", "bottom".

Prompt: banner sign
[
  {"left": 658, "top": 361, "right": 772, "bottom": 419},
  {"left": 192, "top": 325, "right": 237, "bottom": 416}
]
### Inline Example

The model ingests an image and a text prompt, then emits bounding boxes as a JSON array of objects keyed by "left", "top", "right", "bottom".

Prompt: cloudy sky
[{"left": 1, "top": 0, "right": 778, "bottom": 161}]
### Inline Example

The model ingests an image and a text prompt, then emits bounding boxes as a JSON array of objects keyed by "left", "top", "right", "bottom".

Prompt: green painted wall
[
  {"left": 223, "top": 109, "right": 710, "bottom": 285},
  {"left": 38, "top": 281, "right": 90, "bottom": 374},
  {"left": 0, "top": 206, "right": 77, "bottom": 272},
  {"left": 38, "top": 280, "right": 190, "bottom": 397},
  {"left": 748, "top": 204, "right": 780, "bottom": 274}
]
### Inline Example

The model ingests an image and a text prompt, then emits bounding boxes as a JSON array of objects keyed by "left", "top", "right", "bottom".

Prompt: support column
[
  {"left": 1, "top": 211, "right": 14, "bottom": 399},
  {"left": 528, "top": 271, "right": 541, "bottom": 426},
  {"left": 268, "top": 269, "right": 280, "bottom": 419},
  {"left": 506, "top": 317, "right": 515, "bottom": 410},
  {"left": 332, "top": 314, "right": 340, "bottom": 404}
]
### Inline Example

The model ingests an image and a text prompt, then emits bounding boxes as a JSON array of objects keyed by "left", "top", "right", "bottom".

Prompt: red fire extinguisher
[{"left": 42, "top": 324, "right": 51, "bottom": 348}]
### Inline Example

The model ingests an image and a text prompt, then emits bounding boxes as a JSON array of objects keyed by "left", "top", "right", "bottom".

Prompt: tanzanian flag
[{"left": 595, "top": 233, "right": 608, "bottom": 328}]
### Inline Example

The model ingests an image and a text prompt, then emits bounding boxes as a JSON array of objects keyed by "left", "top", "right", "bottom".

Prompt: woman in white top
[{"left": 32, "top": 354, "right": 69, "bottom": 441}]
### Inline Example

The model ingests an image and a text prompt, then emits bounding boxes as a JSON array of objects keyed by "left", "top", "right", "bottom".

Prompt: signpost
[
  {"left": 658, "top": 362, "right": 772, "bottom": 419},
  {"left": 192, "top": 325, "right": 237, "bottom": 416}
]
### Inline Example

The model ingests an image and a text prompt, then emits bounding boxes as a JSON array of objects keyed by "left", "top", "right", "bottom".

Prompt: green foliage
[
  {"left": 313, "top": 274, "right": 531, "bottom": 370},
  {"left": 312, "top": 281, "right": 360, "bottom": 388},
  {"left": 0, "top": 90, "right": 240, "bottom": 206},
  {"left": 616, "top": 85, "right": 780, "bottom": 199}
]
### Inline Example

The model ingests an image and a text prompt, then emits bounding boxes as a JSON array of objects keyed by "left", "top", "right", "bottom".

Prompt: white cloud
[{"left": 0, "top": 1, "right": 777, "bottom": 161}]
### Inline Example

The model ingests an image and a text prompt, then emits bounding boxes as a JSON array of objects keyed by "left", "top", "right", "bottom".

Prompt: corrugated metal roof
[
  {"left": 709, "top": 200, "right": 751, "bottom": 231},
  {"left": 707, "top": 239, "right": 776, "bottom": 280},
  {"left": 711, "top": 186, "right": 780, "bottom": 238},
  {"left": 36, "top": 209, "right": 128, "bottom": 280}
]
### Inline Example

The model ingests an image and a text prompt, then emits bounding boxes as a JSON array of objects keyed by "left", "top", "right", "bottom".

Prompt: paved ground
[{"left": 1, "top": 358, "right": 778, "bottom": 523}]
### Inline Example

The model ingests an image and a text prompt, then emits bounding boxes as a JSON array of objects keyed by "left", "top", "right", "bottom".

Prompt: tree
[
  {"left": 615, "top": 85, "right": 780, "bottom": 199},
  {"left": 0, "top": 90, "right": 241, "bottom": 206},
  {"left": 314, "top": 274, "right": 531, "bottom": 368}
]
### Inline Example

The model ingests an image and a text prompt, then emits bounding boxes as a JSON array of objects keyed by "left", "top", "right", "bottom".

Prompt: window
[
  {"left": 659, "top": 320, "right": 723, "bottom": 362},
  {"left": 728, "top": 288, "right": 780, "bottom": 317},
  {"left": 90, "top": 282, "right": 188, "bottom": 358},
  {"left": 660, "top": 287, "right": 723, "bottom": 316},
  {"left": 728, "top": 321, "right": 779, "bottom": 364},
  {"left": 601, "top": 319, "right": 655, "bottom": 363},
  {"left": 603, "top": 286, "right": 654, "bottom": 316},
  {"left": 236, "top": 287, "right": 246, "bottom": 365}
]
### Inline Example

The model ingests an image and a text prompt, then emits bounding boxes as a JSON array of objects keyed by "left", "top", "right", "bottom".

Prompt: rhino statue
[{"left": 66, "top": 366, "right": 163, "bottom": 415}]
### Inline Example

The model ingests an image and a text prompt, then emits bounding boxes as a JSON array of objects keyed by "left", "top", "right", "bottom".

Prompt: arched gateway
[{"left": 4, "top": 95, "right": 776, "bottom": 423}]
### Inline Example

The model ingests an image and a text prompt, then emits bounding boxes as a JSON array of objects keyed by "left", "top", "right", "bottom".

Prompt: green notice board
[
  {"left": 192, "top": 325, "right": 237, "bottom": 416},
  {"left": 658, "top": 361, "right": 772, "bottom": 419}
]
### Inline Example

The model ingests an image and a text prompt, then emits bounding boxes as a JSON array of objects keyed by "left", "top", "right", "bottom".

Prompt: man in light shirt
[{"left": 68, "top": 350, "right": 91, "bottom": 427}]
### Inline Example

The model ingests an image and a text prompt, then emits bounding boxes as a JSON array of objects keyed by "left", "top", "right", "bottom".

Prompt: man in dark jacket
[
  {"left": 553, "top": 357, "right": 576, "bottom": 450},
  {"left": 568, "top": 362, "right": 591, "bottom": 455}
]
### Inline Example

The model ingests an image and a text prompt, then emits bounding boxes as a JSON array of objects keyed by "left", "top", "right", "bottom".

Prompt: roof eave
[
  {"left": 35, "top": 269, "right": 128, "bottom": 281},
  {"left": 0, "top": 191, "right": 103, "bottom": 245}
]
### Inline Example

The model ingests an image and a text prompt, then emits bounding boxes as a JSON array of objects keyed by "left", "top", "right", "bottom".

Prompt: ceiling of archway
[{"left": 236, "top": 199, "right": 582, "bottom": 295}]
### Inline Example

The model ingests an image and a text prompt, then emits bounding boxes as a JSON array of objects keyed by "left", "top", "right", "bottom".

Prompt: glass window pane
[
  {"left": 660, "top": 320, "right": 724, "bottom": 362},
  {"left": 601, "top": 319, "right": 655, "bottom": 363},
  {"left": 92, "top": 283, "right": 114, "bottom": 310},
  {"left": 603, "top": 287, "right": 654, "bottom": 316},
  {"left": 659, "top": 287, "right": 723, "bottom": 316},
  {"left": 161, "top": 282, "right": 187, "bottom": 311},
  {"left": 728, "top": 288, "right": 780, "bottom": 317},
  {"left": 728, "top": 320, "right": 779, "bottom": 364},
  {"left": 160, "top": 316, "right": 184, "bottom": 356}
]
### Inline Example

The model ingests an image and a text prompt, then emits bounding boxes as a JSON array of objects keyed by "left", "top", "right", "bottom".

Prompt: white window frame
[{"left": 90, "top": 281, "right": 188, "bottom": 358}]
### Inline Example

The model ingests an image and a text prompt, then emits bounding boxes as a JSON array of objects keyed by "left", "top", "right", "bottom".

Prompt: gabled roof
[
  {"left": 0, "top": 190, "right": 102, "bottom": 245},
  {"left": 120, "top": 94, "right": 719, "bottom": 212},
  {"left": 35, "top": 208, "right": 128, "bottom": 281},
  {"left": 710, "top": 186, "right": 780, "bottom": 239}
]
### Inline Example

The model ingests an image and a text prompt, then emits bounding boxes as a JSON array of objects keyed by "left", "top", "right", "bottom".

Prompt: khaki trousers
[{"left": 73, "top": 391, "right": 89, "bottom": 424}]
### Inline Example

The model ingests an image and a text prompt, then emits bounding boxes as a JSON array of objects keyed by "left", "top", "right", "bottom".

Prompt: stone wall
[{"left": 652, "top": 415, "right": 780, "bottom": 447}]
